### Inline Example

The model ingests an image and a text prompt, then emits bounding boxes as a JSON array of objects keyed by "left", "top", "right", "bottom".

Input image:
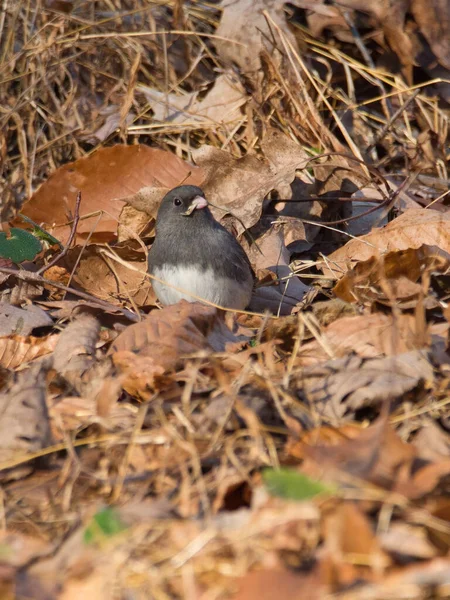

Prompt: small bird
[{"left": 148, "top": 185, "right": 254, "bottom": 310}]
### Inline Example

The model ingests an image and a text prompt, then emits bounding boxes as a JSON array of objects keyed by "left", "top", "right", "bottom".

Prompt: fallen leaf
[
  {"left": 0, "top": 302, "right": 52, "bottom": 336},
  {"left": 411, "top": 0, "right": 450, "bottom": 70},
  {"left": 194, "top": 128, "right": 310, "bottom": 234},
  {"left": 63, "top": 244, "right": 154, "bottom": 307},
  {"left": 297, "top": 313, "right": 431, "bottom": 365},
  {"left": 295, "top": 350, "right": 434, "bottom": 421},
  {"left": 302, "top": 417, "right": 416, "bottom": 490},
  {"left": 245, "top": 219, "right": 310, "bottom": 314},
  {"left": 109, "top": 301, "right": 248, "bottom": 372},
  {"left": 0, "top": 363, "right": 52, "bottom": 465},
  {"left": 380, "top": 523, "right": 437, "bottom": 560},
  {"left": 333, "top": 245, "right": 450, "bottom": 308},
  {"left": 139, "top": 74, "right": 246, "bottom": 128},
  {"left": 322, "top": 209, "right": 450, "bottom": 279},
  {"left": 0, "top": 333, "right": 58, "bottom": 370},
  {"left": 323, "top": 502, "right": 391, "bottom": 586},
  {"left": 232, "top": 567, "right": 324, "bottom": 600},
  {"left": 20, "top": 145, "right": 204, "bottom": 244}
]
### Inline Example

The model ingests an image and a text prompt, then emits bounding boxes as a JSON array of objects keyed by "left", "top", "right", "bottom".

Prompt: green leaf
[
  {"left": 18, "top": 214, "right": 63, "bottom": 247},
  {"left": 0, "top": 228, "right": 42, "bottom": 263},
  {"left": 263, "top": 468, "right": 335, "bottom": 501},
  {"left": 83, "top": 507, "right": 127, "bottom": 545}
]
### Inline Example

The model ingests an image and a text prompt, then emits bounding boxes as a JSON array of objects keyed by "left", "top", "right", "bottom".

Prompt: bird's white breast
[{"left": 152, "top": 265, "right": 252, "bottom": 310}]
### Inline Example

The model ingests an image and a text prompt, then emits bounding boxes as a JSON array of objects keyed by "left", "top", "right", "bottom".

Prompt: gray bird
[{"left": 148, "top": 185, "right": 254, "bottom": 310}]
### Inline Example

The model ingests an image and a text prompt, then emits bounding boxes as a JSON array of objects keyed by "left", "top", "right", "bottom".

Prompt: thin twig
[
  {"left": 0, "top": 266, "right": 139, "bottom": 321},
  {"left": 37, "top": 191, "right": 82, "bottom": 275}
]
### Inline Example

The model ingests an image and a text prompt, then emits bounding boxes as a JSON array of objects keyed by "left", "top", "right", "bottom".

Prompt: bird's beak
[{"left": 182, "top": 195, "right": 208, "bottom": 216}]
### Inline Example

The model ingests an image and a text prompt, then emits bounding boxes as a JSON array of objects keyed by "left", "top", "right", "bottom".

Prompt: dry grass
[{"left": 1, "top": 2, "right": 450, "bottom": 599}]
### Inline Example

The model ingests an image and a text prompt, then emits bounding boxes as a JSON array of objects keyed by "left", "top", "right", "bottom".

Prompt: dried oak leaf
[
  {"left": 295, "top": 350, "right": 434, "bottom": 421},
  {"left": 193, "top": 129, "right": 310, "bottom": 234},
  {"left": 322, "top": 208, "right": 450, "bottom": 279},
  {"left": 333, "top": 245, "right": 450, "bottom": 308},
  {"left": 63, "top": 244, "right": 155, "bottom": 307},
  {"left": 139, "top": 74, "right": 247, "bottom": 127},
  {"left": 0, "top": 334, "right": 58, "bottom": 370},
  {"left": 215, "top": 0, "right": 298, "bottom": 73},
  {"left": 20, "top": 145, "right": 204, "bottom": 245},
  {"left": 297, "top": 313, "right": 431, "bottom": 366},
  {"left": 109, "top": 301, "right": 247, "bottom": 372},
  {"left": 0, "top": 302, "right": 53, "bottom": 336},
  {"left": 302, "top": 417, "right": 416, "bottom": 489},
  {"left": 0, "top": 363, "right": 52, "bottom": 467},
  {"left": 233, "top": 568, "right": 324, "bottom": 600}
]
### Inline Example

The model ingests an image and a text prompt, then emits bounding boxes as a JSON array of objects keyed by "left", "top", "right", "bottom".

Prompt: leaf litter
[{"left": 0, "top": 0, "right": 450, "bottom": 598}]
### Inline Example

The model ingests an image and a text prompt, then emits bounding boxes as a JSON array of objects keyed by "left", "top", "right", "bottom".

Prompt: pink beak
[{"left": 183, "top": 195, "right": 208, "bottom": 215}]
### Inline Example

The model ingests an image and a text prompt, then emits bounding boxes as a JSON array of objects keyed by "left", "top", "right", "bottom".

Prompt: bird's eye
[{"left": 173, "top": 197, "right": 182, "bottom": 207}]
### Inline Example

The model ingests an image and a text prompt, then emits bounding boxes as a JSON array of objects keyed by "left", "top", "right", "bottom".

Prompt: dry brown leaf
[
  {"left": 323, "top": 502, "right": 391, "bottom": 587},
  {"left": 0, "top": 334, "right": 57, "bottom": 370},
  {"left": 303, "top": 417, "right": 416, "bottom": 489},
  {"left": 298, "top": 313, "right": 431, "bottom": 365},
  {"left": 0, "top": 363, "right": 52, "bottom": 464},
  {"left": 0, "top": 273, "right": 43, "bottom": 307},
  {"left": 295, "top": 350, "right": 434, "bottom": 421},
  {"left": 286, "top": 423, "right": 368, "bottom": 461},
  {"left": 64, "top": 244, "right": 154, "bottom": 307},
  {"left": 0, "top": 302, "right": 52, "bottom": 336},
  {"left": 411, "top": 0, "right": 450, "bottom": 70},
  {"left": 408, "top": 459, "right": 450, "bottom": 499},
  {"left": 20, "top": 145, "right": 204, "bottom": 244},
  {"left": 139, "top": 74, "right": 246, "bottom": 127},
  {"left": 333, "top": 245, "right": 450, "bottom": 308},
  {"left": 323, "top": 209, "right": 450, "bottom": 279},
  {"left": 193, "top": 129, "right": 310, "bottom": 234},
  {"left": 335, "top": 558, "right": 450, "bottom": 599},
  {"left": 215, "top": 0, "right": 298, "bottom": 73},
  {"left": 111, "top": 351, "right": 170, "bottom": 399},
  {"left": 412, "top": 420, "right": 450, "bottom": 462},
  {"left": 109, "top": 301, "right": 246, "bottom": 373},
  {"left": 232, "top": 568, "right": 324, "bottom": 600},
  {"left": 52, "top": 313, "right": 100, "bottom": 386},
  {"left": 380, "top": 523, "right": 437, "bottom": 560},
  {"left": 245, "top": 219, "right": 310, "bottom": 314}
]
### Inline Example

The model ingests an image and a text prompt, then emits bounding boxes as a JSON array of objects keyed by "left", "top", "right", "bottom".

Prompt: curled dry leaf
[
  {"left": 0, "top": 334, "right": 58, "bottom": 370},
  {"left": 109, "top": 301, "right": 247, "bottom": 372},
  {"left": 0, "top": 302, "right": 52, "bottom": 336},
  {"left": 333, "top": 245, "right": 450, "bottom": 308},
  {"left": 20, "top": 145, "right": 204, "bottom": 245},
  {"left": 53, "top": 314, "right": 100, "bottom": 380},
  {"left": 0, "top": 363, "right": 52, "bottom": 465},
  {"left": 215, "top": 0, "right": 298, "bottom": 73},
  {"left": 193, "top": 129, "right": 310, "bottom": 234},
  {"left": 63, "top": 244, "right": 155, "bottom": 307},
  {"left": 297, "top": 313, "right": 431, "bottom": 365},
  {"left": 139, "top": 74, "right": 247, "bottom": 128},
  {"left": 302, "top": 417, "right": 416, "bottom": 489},
  {"left": 295, "top": 350, "right": 434, "bottom": 421},
  {"left": 245, "top": 219, "right": 310, "bottom": 314},
  {"left": 322, "top": 209, "right": 450, "bottom": 279}
]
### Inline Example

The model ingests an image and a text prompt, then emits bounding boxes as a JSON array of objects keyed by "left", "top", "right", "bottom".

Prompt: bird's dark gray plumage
[{"left": 148, "top": 185, "right": 254, "bottom": 309}]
